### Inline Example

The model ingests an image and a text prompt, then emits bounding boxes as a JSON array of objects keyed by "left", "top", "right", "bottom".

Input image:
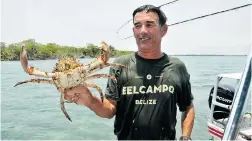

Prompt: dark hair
[{"left": 132, "top": 4, "right": 167, "bottom": 27}]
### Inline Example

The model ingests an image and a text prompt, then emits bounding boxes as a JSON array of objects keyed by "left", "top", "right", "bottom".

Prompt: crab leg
[
  {"left": 83, "top": 62, "right": 127, "bottom": 76},
  {"left": 104, "top": 62, "right": 127, "bottom": 68},
  {"left": 83, "top": 41, "right": 110, "bottom": 70},
  {"left": 82, "top": 58, "right": 105, "bottom": 72},
  {"left": 20, "top": 44, "right": 56, "bottom": 78},
  {"left": 84, "top": 82, "right": 104, "bottom": 102},
  {"left": 14, "top": 78, "right": 54, "bottom": 87},
  {"left": 79, "top": 41, "right": 127, "bottom": 74},
  {"left": 60, "top": 92, "right": 72, "bottom": 122},
  {"left": 60, "top": 91, "right": 83, "bottom": 122},
  {"left": 86, "top": 74, "right": 116, "bottom": 81}
]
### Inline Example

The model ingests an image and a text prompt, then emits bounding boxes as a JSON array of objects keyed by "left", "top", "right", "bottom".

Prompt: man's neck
[{"left": 137, "top": 50, "right": 163, "bottom": 59}]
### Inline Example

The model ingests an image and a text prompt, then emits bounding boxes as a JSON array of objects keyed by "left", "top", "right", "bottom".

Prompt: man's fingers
[
  {"left": 57, "top": 86, "right": 92, "bottom": 100},
  {"left": 66, "top": 86, "right": 90, "bottom": 94},
  {"left": 57, "top": 87, "right": 64, "bottom": 93}
]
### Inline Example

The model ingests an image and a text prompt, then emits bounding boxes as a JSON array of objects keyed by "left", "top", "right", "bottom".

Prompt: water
[{"left": 1, "top": 56, "right": 251, "bottom": 140}]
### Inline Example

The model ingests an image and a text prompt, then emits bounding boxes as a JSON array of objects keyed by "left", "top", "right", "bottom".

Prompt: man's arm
[
  {"left": 181, "top": 103, "right": 195, "bottom": 137},
  {"left": 88, "top": 96, "right": 117, "bottom": 119}
]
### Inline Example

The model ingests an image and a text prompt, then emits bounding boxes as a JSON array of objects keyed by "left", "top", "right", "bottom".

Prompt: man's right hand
[
  {"left": 57, "top": 86, "right": 116, "bottom": 118},
  {"left": 57, "top": 86, "right": 93, "bottom": 107}
]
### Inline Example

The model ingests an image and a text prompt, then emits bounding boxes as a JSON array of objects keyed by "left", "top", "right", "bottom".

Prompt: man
[{"left": 61, "top": 4, "right": 195, "bottom": 140}]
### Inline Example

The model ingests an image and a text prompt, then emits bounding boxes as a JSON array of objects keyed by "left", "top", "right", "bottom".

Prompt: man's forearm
[
  {"left": 181, "top": 103, "right": 195, "bottom": 137},
  {"left": 87, "top": 96, "right": 116, "bottom": 119}
]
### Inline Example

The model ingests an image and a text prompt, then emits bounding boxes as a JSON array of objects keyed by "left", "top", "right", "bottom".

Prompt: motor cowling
[{"left": 208, "top": 84, "right": 235, "bottom": 120}]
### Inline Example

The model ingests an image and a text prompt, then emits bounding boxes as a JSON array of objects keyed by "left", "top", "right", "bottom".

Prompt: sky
[{"left": 1, "top": 0, "right": 252, "bottom": 55}]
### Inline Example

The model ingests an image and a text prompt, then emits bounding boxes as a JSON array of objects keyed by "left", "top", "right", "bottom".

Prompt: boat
[{"left": 207, "top": 51, "right": 252, "bottom": 140}]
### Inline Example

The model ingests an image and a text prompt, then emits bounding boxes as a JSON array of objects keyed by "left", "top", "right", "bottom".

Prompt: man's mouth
[{"left": 140, "top": 37, "right": 151, "bottom": 41}]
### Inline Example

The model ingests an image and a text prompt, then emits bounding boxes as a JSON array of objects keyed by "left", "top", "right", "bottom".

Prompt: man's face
[{"left": 133, "top": 11, "right": 167, "bottom": 50}]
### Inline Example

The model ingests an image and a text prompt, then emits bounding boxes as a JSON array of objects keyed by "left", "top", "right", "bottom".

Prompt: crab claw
[
  {"left": 20, "top": 44, "right": 30, "bottom": 74},
  {"left": 100, "top": 41, "right": 109, "bottom": 62},
  {"left": 20, "top": 44, "right": 56, "bottom": 78}
]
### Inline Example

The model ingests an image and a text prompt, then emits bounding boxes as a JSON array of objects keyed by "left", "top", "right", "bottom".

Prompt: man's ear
[
  {"left": 132, "top": 27, "right": 137, "bottom": 37},
  {"left": 161, "top": 24, "right": 168, "bottom": 37}
]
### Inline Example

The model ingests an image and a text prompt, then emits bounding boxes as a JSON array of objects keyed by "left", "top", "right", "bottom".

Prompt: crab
[{"left": 14, "top": 41, "right": 126, "bottom": 122}]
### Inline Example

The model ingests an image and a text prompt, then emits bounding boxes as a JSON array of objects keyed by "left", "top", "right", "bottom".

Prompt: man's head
[
  {"left": 132, "top": 5, "right": 168, "bottom": 51},
  {"left": 133, "top": 5, "right": 167, "bottom": 27}
]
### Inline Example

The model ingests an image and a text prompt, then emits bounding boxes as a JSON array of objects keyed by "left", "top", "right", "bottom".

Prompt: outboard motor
[{"left": 208, "top": 84, "right": 235, "bottom": 120}]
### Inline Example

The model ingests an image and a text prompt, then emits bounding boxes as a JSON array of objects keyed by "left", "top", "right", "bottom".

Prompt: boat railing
[{"left": 222, "top": 49, "right": 252, "bottom": 140}]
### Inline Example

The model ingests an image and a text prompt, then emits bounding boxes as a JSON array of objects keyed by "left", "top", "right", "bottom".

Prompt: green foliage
[{"left": 1, "top": 39, "right": 134, "bottom": 61}]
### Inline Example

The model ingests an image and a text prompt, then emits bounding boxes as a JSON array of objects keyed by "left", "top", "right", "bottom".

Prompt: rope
[
  {"left": 118, "top": 3, "right": 251, "bottom": 40},
  {"left": 116, "top": 0, "right": 179, "bottom": 33}
]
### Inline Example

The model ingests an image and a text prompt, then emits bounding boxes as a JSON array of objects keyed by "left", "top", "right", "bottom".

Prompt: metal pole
[{"left": 221, "top": 50, "right": 252, "bottom": 140}]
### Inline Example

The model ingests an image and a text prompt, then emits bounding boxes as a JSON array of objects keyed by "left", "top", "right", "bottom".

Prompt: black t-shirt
[{"left": 105, "top": 52, "right": 193, "bottom": 140}]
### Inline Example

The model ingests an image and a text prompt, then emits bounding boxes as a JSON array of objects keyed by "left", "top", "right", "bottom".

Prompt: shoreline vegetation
[
  {"left": 0, "top": 39, "right": 247, "bottom": 61},
  {"left": 0, "top": 39, "right": 134, "bottom": 61}
]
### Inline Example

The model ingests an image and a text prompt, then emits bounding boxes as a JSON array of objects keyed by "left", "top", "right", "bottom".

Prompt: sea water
[{"left": 1, "top": 55, "right": 251, "bottom": 140}]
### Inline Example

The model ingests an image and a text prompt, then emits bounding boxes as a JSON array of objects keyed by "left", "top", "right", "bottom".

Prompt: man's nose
[{"left": 140, "top": 25, "right": 148, "bottom": 33}]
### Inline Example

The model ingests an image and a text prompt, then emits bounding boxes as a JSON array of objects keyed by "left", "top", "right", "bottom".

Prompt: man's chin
[{"left": 139, "top": 44, "right": 152, "bottom": 49}]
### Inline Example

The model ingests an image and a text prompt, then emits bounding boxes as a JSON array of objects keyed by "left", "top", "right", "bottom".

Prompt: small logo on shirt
[{"left": 146, "top": 74, "right": 152, "bottom": 80}]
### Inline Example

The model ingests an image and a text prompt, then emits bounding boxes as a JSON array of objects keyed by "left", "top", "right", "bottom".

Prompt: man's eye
[
  {"left": 146, "top": 23, "right": 154, "bottom": 28},
  {"left": 135, "top": 25, "right": 141, "bottom": 28}
]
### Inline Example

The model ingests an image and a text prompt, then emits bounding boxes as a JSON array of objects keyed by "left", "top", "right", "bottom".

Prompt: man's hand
[
  {"left": 57, "top": 86, "right": 116, "bottom": 119},
  {"left": 58, "top": 86, "right": 93, "bottom": 107}
]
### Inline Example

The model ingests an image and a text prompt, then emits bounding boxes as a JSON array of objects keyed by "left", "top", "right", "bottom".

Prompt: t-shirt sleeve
[
  {"left": 176, "top": 63, "right": 194, "bottom": 112},
  {"left": 104, "top": 58, "right": 123, "bottom": 101}
]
